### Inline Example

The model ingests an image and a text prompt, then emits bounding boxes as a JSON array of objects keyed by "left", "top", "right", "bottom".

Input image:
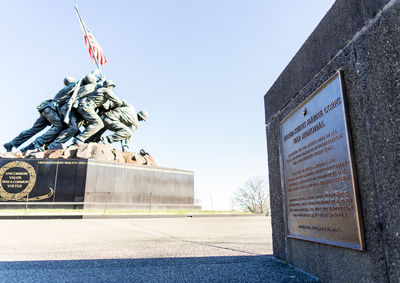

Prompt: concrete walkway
[{"left": 0, "top": 216, "right": 318, "bottom": 282}]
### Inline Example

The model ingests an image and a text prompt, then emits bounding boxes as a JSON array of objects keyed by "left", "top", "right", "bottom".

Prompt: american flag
[{"left": 81, "top": 22, "right": 107, "bottom": 66}]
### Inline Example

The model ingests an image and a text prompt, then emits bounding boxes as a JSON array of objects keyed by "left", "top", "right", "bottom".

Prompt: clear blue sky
[{"left": 0, "top": 0, "right": 335, "bottom": 210}]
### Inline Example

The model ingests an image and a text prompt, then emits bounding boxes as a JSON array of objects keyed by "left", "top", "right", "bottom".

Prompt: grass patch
[{"left": 0, "top": 208, "right": 252, "bottom": 216}]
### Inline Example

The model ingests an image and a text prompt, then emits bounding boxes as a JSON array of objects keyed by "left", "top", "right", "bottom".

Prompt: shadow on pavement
[{"left": 0, "top": 255, "right": 318, "bottom": 283}]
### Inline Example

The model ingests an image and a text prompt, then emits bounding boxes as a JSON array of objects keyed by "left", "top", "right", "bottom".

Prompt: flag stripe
[{"left": 82, "top": 23, "right": 107, "bottom": 66}]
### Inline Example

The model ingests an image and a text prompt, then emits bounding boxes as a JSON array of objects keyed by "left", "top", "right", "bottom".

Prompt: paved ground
[
  {"left": 0, "top": 216, "right": 273, "bottom": 261},
  {"left": 0, "top": 216, "right": 318, "bottom": 282}
]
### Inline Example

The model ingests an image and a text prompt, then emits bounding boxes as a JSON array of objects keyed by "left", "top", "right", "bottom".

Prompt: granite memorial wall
[{"left": 264, "top": 0, "right": 399, "bottom": 281}]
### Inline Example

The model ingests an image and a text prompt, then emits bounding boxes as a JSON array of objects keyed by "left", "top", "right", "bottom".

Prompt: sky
[{"left": 0, "top": 0, "right": 335, "bottom": 210}]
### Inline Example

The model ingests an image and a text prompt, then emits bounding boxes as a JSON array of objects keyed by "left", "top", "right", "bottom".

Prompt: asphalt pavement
[{"left": 0, "top": 216, "right": 318, "bottom": 282}]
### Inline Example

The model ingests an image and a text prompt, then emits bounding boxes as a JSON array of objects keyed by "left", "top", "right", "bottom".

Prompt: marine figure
[
  {"left": 88, "top": 100, "right": 149, "bottom": 151},
  {"left": 19, "top": 74, "right": 101, "bottom": 151},
  {"left": 72, "top": 79, "right": 122, "bottom": 145},
  {"left": 3, "top": 77, "right": 76, "bottom": 152},
  {"left": 46, "top": 73, "right": 103, "bottom": 149}
]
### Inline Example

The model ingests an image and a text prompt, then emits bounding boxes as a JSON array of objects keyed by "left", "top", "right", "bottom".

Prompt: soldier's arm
[
  {"left": 77, "top": 84, "right": 96, "bottom": 99},
  {"left": 104, "top": 88, "right": 123, "bottom": 108},
  {"left": 53, "top": 83, "right": 76, "bottom": 101},
  {"left": 101, "top": 100, "right": 111, "bottom": 111}
]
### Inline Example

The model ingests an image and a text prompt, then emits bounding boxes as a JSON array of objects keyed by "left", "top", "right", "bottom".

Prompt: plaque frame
[{"left": 279, "top": 71, "right": 365, "bottom": 251}]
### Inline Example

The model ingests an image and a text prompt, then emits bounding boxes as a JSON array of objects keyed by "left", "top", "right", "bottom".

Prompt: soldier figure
[
  {"left": 88, "top": 100, "right": 149, "bottom": 151},
  {"left": 18, "top": 74, "right": 101, "bottom": 151},
  {"left": 3, "top": 73, "right": 148, "bottom": 153},
  {"left": 46, "top": 74, "right": 103, "bottom": 149},
  {"left": 3, "top": 77, "right": 76, "bottom": 152},
  {"left": 72, "top": 79, "right": 122, "bottom": 145}
]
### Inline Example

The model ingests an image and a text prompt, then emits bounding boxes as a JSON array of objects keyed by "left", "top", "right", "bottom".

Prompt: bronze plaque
[{"left": 280, "top": 72, "right": 364, "bottom": 250}]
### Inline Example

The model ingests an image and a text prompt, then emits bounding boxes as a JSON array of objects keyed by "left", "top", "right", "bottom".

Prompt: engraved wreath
[{"left": 0, "top": 161, "right": 37, "bottom": 201}]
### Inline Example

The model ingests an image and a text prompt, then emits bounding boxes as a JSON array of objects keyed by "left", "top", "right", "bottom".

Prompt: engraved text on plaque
[{"left": 280, "top": 72, "right": 364, "bottom": 250}]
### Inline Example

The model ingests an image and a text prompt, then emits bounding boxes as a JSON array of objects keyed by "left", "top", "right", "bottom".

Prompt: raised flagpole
[{"left": 74, "top": 5, "right": 103, "bottom": 75}]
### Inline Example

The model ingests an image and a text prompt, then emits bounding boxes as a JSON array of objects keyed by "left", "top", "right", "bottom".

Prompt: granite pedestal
[{"left": 0, "top": 159, "right": 197, "bottom": 210}]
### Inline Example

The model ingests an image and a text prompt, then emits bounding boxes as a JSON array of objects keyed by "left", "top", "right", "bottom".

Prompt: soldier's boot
[
  {"left": 21, "top": 140, "right": 44, "bottom": 152},
  {"left": 99, "top": 136, "right": 111, "bottom": 145},
  {"left": 71, "top": 137, "right": 84, "bottom": 146},
  {"left": 20, "top": 143, "right": 35, "bottom": 152},
  {"left": 32, "top": 140, "right": 44, "bottom": 152},
  {"left": 3, "top": 142, "right": 13, "bottom": 152},
  {"left": 47, "top": 143, "right": 65, "bottom": 150},
  {"left": 120, "top": 140, "right": 129, "bottom": 152}
]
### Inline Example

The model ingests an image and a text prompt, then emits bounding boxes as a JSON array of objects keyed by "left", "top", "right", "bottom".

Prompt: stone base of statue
[{"left": 0, "top": 144, "right": 198, "bottom": 210}]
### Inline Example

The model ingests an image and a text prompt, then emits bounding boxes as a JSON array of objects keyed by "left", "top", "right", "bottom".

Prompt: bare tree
[{"left": 232, "top": 176, "right": 270, "bottom": 214}]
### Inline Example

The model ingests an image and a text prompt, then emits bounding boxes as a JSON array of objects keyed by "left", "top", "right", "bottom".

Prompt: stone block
[
  {"left": 122, "top": 152, "right": 134, "bottom": 164},
  {"left": 132, "top": 153, "right": 146, "bottom": 165},
  {"left": 0, "top": 152, "right": 21, "bottom": 158},
  {"left": 113, "top": 149, "right": 125, "bottom": 163},
  {"left": 62, "top": 145, "right": 79, "bottom": 159},
  {"left": 264, "top": 0, "right": 399, "bottom": 281},
  {"left": 76, "top": 143, "right": 95, "bottom": 159},
  {"left": 90, "top": 143, "right": 115, "bottom": 162},
  {"left": 24, "top": 149, "right": 44, "bottom": 159},
  {"left": 1, "top": 143, "right": 157, "bottom": 167},
  {"left": 264, "top": 0, "right": 392, "bottom": 123},
  {"left": 144, "top": 155, "right": 157, "bottom": 167},
  {"left": 44, "top": 149, "right": 63, "bottom": 159}
]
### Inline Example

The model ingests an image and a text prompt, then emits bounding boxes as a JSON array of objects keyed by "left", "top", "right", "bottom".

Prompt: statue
[
  {"left": 71, "top": 79, "right": 122, "bottom": 146},
  {"left": 3, "top": 77, "right": 76, "bottom": 152},
  {"left": 3, "top": 73, "right": 148, "bottom": 153},
  {"left": 88, "top": 100, "right": 148, "bottom": 151},
  {"left": 45, "top": 74, "right": 103, "bottom": 149}
]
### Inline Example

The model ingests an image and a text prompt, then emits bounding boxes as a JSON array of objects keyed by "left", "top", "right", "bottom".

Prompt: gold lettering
[
  {"left": 301, "top": 121, "right": 325, "bottom": 140},
  {"left": 324, "top": 97, "right": 341, "bottom": 114}
]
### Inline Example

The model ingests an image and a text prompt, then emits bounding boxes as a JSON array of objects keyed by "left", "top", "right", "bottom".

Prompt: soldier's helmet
[
  {"left": 138, "top": 110, "right": 149, "bottom": 121},
  {"left": 103, "top": 80, "right": 116, "bottom": 88},
  {"left": 64, "top": 76, "right": 75, "bottom": 86},
  {"left": 84, "top": 74, "right": 96, "bottom": 84}
]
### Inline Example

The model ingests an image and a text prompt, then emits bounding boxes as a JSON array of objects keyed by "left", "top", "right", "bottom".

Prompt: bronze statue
[
  {"left": 3, "top": 77, "right": 76, "bottom": 152},
  {"left": 3, "top": 74, "right": 147, "bottom": 153},
  {"left": 88, "top": 100, "right": 148, "bottom": 151}
]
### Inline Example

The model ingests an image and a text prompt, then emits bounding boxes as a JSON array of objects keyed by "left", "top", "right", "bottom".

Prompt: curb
[
  {"left": 0, "top": 215, "right": 83, "bottom": 220},
  {"left": 82, "top": 214, "right": 264, "bottom": 219},
  {"left": 0, "top": 214, "right": 267, "bottom": 220}
]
